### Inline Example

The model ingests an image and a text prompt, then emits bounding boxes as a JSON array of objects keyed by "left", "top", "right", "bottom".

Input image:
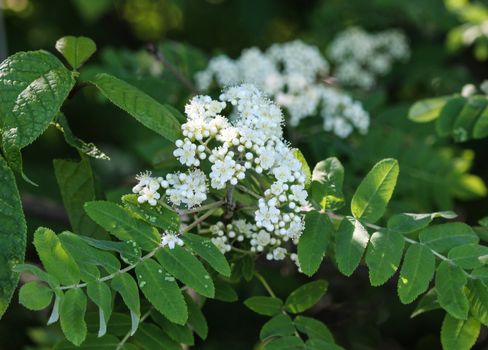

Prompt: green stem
[
  {"left": 178, "top": 200, "right": 225, "bottom": 215},
  {"left": 254, "top": 271, "right": 276, "bottom": 298},
  {"left": 116, "top": 308, "right": 152, "bottom": 350}
]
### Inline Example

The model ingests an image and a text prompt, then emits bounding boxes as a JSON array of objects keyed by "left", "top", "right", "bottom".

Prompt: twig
[{"left": 146, "top": 43, "right": 198, "bottom": 93}]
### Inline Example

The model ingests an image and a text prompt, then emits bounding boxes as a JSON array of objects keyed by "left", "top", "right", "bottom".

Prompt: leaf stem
[
  {"left": 253, "top": 271, "right": 276, "bottom": 298},
  {"left": 116, "top": 308, "right": 152, "bottom": 350},
  {"left": 177, "top": 200, "right": 225, "bottom": 215}
]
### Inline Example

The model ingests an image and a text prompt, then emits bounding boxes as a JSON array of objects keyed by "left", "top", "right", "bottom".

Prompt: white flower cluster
[
  {"left": 328, "top": 27, "right": 410, "bottom": 89},
  {"left": 195, "top": 40, "right": 369, "bottom": 138},
  {"left": 131, "top": 84, "right": 308, "bottom": 259}
]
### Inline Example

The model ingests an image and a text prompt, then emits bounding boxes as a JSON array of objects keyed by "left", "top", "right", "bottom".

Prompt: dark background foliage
[{"left": 1, "top": 0, "right": 488, "bottom": 349}]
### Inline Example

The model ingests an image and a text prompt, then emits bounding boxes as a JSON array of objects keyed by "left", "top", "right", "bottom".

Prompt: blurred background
[{"left": 1, "top": 0, "right": 488, "bottom": 349}]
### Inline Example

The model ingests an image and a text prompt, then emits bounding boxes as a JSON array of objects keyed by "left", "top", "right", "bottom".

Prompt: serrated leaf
[
  {"left": 54, "top": 114, "right": 109, "bottom": 160},
  {"left": 151, "top": 309, "right": 194, "bottom": 345},
  {"left": 155, "top": 246, "right": 215, "bottom": 298},
  {"left": 306, "top": 338, "right": 344, "bottom": 350},
  {"left": 33, "top": 227, "right": 80, "bottom": 285},
  {"left": 310, "top": 157, "right": 345, "bottom": 211},
  {"left": 134, "top": 323, "right": 180, "bottom": 350},
  {"left": 122, "top": 194, "right": 180, "bottom": 232},
  {"left": 436, "top": 96, "right": 466, "bottom": 136},
  {"left": 294, "top": 315, "right": 334, "bottom": 343},
  {"left": 408, "top": 96, "right": 448, "bottom": 122},
  {"left": 90, "top": 73, "right": 182, "bottom": 142},
  {"left": 19, "top": 281, "right": 53, "bottom": 311},
  {"left": 435, "top": 260, "right": 469, "bottom": 320},
  {"left": 78, "top": 236, "right": 141, "bottom": 264},
  {"left": 0, "top": 156, "right": 26, "bottom": 318},
  {"left": 467, "top": 279, "right": 488, "bottom": 326},
  {"left": 55, "top": 36, "right": 96, "bottom": 69},
  {"left": 86, "top": 281, "right": 112, "bottom": 337},
  {"left": 365, "top": 229, "right": 405, "bottom": 286},
  {"left": 54, "top": 334, "right": 120, "bottom": 350},
  {"left": 387, "top": 211, "right": 457, "bottom": 234},
  {"left": 13, "top": 264, "right": 59, "bottom": 289},
  {"left": 411, "top": 288, "right": 440, "bottom": 318},
  {"left": 185, "top": 293, "right": 208, "bottom": 340},
  {"left": 60, "top": 288, "right": 87, "bottom": 346},
  {"left": 260, "top": 313, "right": 295, "bottom": 340},
  {"left": 214, "top": 278, "right": 238, "bottom": 302},
  {"left": 181, "top": 233, "right": 231, "bottom": 277},
  {"left": 265, "top": 336, "right": 305, "bottom": 350},
  {"left": 86, "top": 312, "right": 131, "bottom": 336},
  {"left": 84, "top": 201, "right": 160, "bottom": 251},
  {"left": 285, "top": 280, "right": 328, "bottom": 314},
  {"left": 419, "top": 223, "right": 478, "bottom": 254},
  {"left": 298, "top": 212, "right": 334, "bottom": 276},
  {"left": 473, "top": 105, "right": 488, "bottom": 139},
  {"left": 54, "top": 158, "right": 107, "bottom": 239},
  {"left": 453, "top": 96, "right": 488, "bottom": 142},
  {"left": 397, "top": 243, "right": 435, "bottom": 304},
  {"left": 441, "top": 314, "right": 480, "bottom": 350},
  {"left": 111, "top": 273, "right": 140, "bottom": 335},
  {"left": 335, "top": 217, "right": 370, "bottom": 276},
  {"left": 59, "top": 232, "right": 120, "bottom": 274},
  {"left": 244, "top": 296, "right": 283, "bottom": 316},
  {"left": 135, "top": 258, "right": 187, "bottom": 325},
  {"left": 448, "top": 244, "right": 488, "bottom": 269},
  {"left": 351, "top": 158, "right": 399, "bottom": 223},
  {"left": 0, "top": 50, "right": 75, "bottom": 150}
]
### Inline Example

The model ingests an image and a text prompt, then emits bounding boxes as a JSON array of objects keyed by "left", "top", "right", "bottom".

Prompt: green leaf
[
  {"left": 86, "top": 281, "right": 112, "bottom": 337},
  {"left": 293, "top": 148, "right": 312, "bottom": 188},
  {"left": 298, "top": 212, "right": 334, "bottom": 276},
  {"left": 436, "top": 96, "right": 466, "bottom": 136},
  {"left": 441, "top": 314, "right": 480, "bottom": 350},
  {"left": 84, "top": 201, "right": 160, "bottom": 251},
  {"left": 86, "top": 312, "right": 131, "bottom": 336},
  {"left": 453, "top": 96, "right": 488, "bottom": 142},
  {"left": 294, "top": 315, "right": 334, "bottom": 342},
  {"left": 411, "top": 288, "right": 440, "bottom": 318},
  {"left": 467, "top": 279, "right": 488, "bottom": 326},
  {"left": 134, "top": 323, "right": 180, "bottom": 350},
  {"left": 241, "top": 254, "right": 255, "bottom": 281},
  {"left": 0, "top": 50, "right": 75, "bottom": 149},
  {"left": 135, "top": 258, "right": 187, "bottom": 325},
  {"left": 122, "top": 194, "right": 180, "bottom": 232},
  {"left": 448, "top": 244, "right": 488, "bottom": 269},
  {"left": 111, "top": 273, "right": 140, "bottom": 335},
  {"left": 310, "top": 157, "right": 345, "bottom": 211},
  {"left": 151, "top": 309, "right": 194, "bottom": 345},
  {"left": 260, "top": 314, "right": 295, "bottom": 340},
  {"left": 13, "top": 264, "right": 59, "bottom": 289},
  {"left": 155, "top": 246, "right": 215, "bottom": 298},
  {"left": 351, "top": 158, "right": 399, "bottom": 223},
  {"left": 90, "top": 73, "right": 182, "bottom": 142},
  {"left": 265, "top": 336, "right": 305, "bottom": 350},
  {"left": 185, "top": 293, "right": 208, "bottom": 340},
  {"left": 60, "top": 288, "right": 87, "bottom": 346},
  {"left": 419, "top": 223, "right": 478, "bottom": 254},
  {"left": 306, "top": 338, "right": 344, "bottom": 350},
  {"left": 244, "top": 296, "right": 283, "bottom": 316},
  {"left": 181, "top": 233, "right": 231, "bottom": 277},
  {"left": 19, "top": 281, "right": 53, "bottom": 311},
  {"left": 397, "top": 243, "right": 435, "bottom": 304},
  {"left": 335, "top": 217, "right": 369, "bottom": 276},
  {"left": 365, "top": 229, "right": 405, "bottom": 286},
  {"left": 59, "top": 232, "right": 120, "bottom": 274},
  {"left": 214, "top": 278, "right": 238, "bottom": 302},
  {"left": 408, "top": 96, "right": 448, "bottom": 122},
  {"left": 78, "top": 236, "right": 141, "bottom": 264},
  {"left": 387, "top": 211, "right": 457, "bottom": 234},
  {"left": 285, "top": 280, "right": 328, "bottom": 314},
  {"left": 55, "top": 36, "right": 96, "bottom": 70},
  {"left": 54, "top": 114, "right": 109, "bottom": 160},
  {"left": 435, "top": 260, "right": 469, "bottom": 320},
  {"left": 473, "top": 105, "right": 488, "bottom": 139},
  {"left": 33, "top": 227, "right": 80, "bottom": 285},
  {"left": 54, "top": 334, "right": 120, "bottom": 349},
  {"left": 0, "top": 156, "right": 26, "bottom": 318},
  {"left": 54, "top": 158, "right": 107, "bottom": 239}
]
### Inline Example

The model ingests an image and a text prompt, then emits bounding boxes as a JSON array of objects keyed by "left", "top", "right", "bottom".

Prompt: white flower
[{"left": 161, "top": 232, "right": 184, "bottom": 249}]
